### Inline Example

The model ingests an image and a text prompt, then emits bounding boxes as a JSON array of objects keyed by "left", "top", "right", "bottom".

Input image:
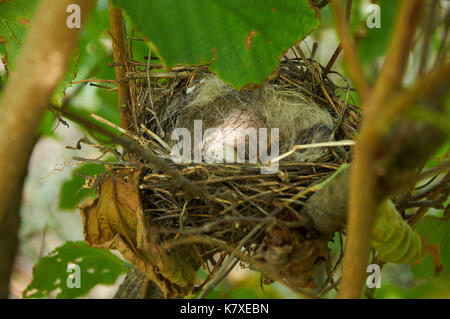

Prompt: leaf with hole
[{"left": 23, "top": 241, "right": 128, "bottom": 299}]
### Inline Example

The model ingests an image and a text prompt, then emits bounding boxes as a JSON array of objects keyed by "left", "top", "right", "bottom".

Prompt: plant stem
[
  {"left": 0, "top": 0, "right": 94, "bottom": 223},
  {"left": 339, "top": 0, "right": 424, "bottom": 298},
  {"left": 108, "top": 1, "right": 133, "bottom": 130}
]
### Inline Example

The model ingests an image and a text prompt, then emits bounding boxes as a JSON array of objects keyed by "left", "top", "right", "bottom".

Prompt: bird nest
[{"left": 76, "top": 46, "right": 360, "bottom": 298}]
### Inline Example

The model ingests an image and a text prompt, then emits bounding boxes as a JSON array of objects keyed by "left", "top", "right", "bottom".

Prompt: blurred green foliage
[
  {"left": 23, "top": 241, "right": 127, "bottom": 299},
  {"left": 0, "top": 0, "right": 38, "bottom": 70},
  {"left": 59, "top": 163, "right": 106, "bottom": 210},
  {"left": 412, "top": 216, "right": 450, "bottom": 278},
  {"left": 194, "top": 268, "right": 286, "bottom": 299}
]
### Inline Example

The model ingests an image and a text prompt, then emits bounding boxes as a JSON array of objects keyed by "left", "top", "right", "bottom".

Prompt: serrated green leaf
[
  {"left": 23, "top": 241, "right": 128, "bottom": 299},
  {"left": 59, "top": 163, "right": 106, "bottom": 210},
  {"left": 0, "top": 0, "right": 38, "bottom": 70},
  {"left": 111, "top": 0, "right": 320, "bottom": 89}
]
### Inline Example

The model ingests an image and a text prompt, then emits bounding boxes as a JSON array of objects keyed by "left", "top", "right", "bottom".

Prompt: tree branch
[
  {"left": 339, "top": 0, "right": 424, "bottom": 299},
  {"left": 108, "top": 1, "right": 133, "bottom": 129},
  {"left": 0, "top": 0, "right": 94, "bottom": 223}
]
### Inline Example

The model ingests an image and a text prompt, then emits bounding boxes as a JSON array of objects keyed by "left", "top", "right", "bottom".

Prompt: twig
[
  {"left": 295, "top": 45, "right": 338, "bottom": 113},
  {"left": 269, "top": 140, "right": 355, "bottom": 164},
  {"left": 340, "top": 0, "right": 424, "bottom": 299},
  {"left": 71, "top": 78, "right": 118, "bottom": 84},
  {"left": 170, "top": 235, "right": 317, "bottom": 299},
  {"left": 323, "top": 0, "right": 352, "bottom": 75},
  {"left": 140, "top": 124, "right": 171, "bottom": 153},
  {"left": 90, "top": 113, "right": 140, "bottom": 141},
  {"left": 145, "top": 48, "right": 165, "bottom": 137},
  {"left": 125, "top": 71, "right": 191, "bottom": 79},
  {"left": 375, "top": 62, "right": 450, "bottom": 130},
  {"left": 196, "top": 224, "right": 264, "bottom": 299},
  {"left": 330, "top": 0, "right": 370, "bottom": 99}
]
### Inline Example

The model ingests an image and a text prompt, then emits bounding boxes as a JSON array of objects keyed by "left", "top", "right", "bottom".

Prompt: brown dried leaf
[
  {"left": 79, "top": 171, "right": 199, "bottom": 297},
  {"left": 80, "top": 173, "right": 140, "bottom": 248}
]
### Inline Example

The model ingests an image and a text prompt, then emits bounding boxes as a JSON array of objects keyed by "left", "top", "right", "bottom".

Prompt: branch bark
[
  {"left": 0, "top": 0, "right": 94, "bottom": 223},
  {"left": 338, "top": 0, "right": 425, "bottom": 298},
  {"left": 0, "top": 135, "right": 37, "bottom": 298},
  {"left": 114, "top": 267, "right": 163, "bottom": 299},
  {"left": 0, "top": 179, "right": 23, "bottom": 298}
]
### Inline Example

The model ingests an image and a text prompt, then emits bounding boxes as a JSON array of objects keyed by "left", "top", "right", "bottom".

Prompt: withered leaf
[{"left": 79, "top": 171, "right": 199, "bottom": 298}]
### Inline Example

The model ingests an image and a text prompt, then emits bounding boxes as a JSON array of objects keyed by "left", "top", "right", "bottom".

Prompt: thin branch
[
  {"left": 0, "top": 0, "right": 94, "bottom": 222},
  {"left": 418, "top": 0, "right": 439, "bottom": 76},
  {"left": 330, "top": 0, "right": 370, "bottom": 99},
  {"left": 52, "top": 106, "right": 217, "bottom": 207},
  {"left": 269, "top": 140, "right": 355, "bottom": 164},
  {"left": 126, "top": 71, "right": 191, "bottom": 79},
  {"left": 196, "top": 224, "right": 264, "bottom": 299},
  {"left": 324, "top": 0, "right": 352, "bottom": 74},
  {"left": 295, "top": 45, "right": 338, "bottom": 113},
  {"left": 108, "top": 1, "right": 132, "bottom": 129},
  {"left": 339, "top": 0, "right": 424, "bottom": 299}
]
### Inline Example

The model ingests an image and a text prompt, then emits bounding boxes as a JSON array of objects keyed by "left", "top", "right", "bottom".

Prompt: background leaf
[
  {"left": 0, "top": 0, "right": 38, "bottom": 70},
  {"left": 411, "top": 216, "right": 450, "bottom": 279},
  {"left": 357, "top": 0, "right": 401, "bottom": 67},
  {"left": 59, "top": 163, "right": 105, "bottom": 210},
  {"left": 50, "top": 48, "right": 80, "bottom": 107},
  {"left": 23, "top": 241, "right": 128, "bottom": 299}
]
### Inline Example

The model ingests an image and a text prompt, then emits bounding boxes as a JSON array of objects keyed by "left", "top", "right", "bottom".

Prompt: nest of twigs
[{"left": 77, "top": 45, "right": 361, "bottom": 298}]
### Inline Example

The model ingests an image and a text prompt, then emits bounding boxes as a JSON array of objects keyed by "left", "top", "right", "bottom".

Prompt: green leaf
[
  {"left": 373, "top": 272, "right": 450, "bottom": 299},
  {"left": 412, "top": 216, "right": 450, "bottom": 279},
  {"left": 23, "top": 241, "right": 128, "bottom": 299},
  {"left": 111, "top": 0, "right": 320, "bottom": 89},
  {"left": 50, "top": 48, "right": 80, "bottom": 106},
  {"left": 38, "top": 109, "right": 57, "bottom": 137},
  {"left": 0, "top": 0, "right": 38, "bottom": 70},
  {"left": 59, "top": 163, "right": 106, "bottom": 210},
  {"left": 407, "top": 106, "right": 450, "bottom": 136},
  {"left": 76, "top": 0, "right": 112, "bottom": 80},
  {"left": 68, "top": 0, "right": 121, "bottom": 127},
  {"left": 425, "top": 139, "right": 450, "bottom": 168}
]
